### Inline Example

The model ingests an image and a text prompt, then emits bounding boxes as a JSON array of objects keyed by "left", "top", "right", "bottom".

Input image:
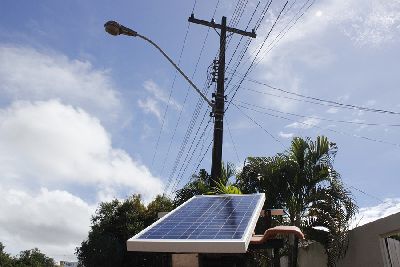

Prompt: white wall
[{"left": 338, "top": 212, "right": 400, "bottom": 267}]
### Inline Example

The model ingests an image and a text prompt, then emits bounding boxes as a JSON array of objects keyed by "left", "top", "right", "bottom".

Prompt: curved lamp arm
[{"left": 104, "top": 20, "right": 214, "bottom": 109}]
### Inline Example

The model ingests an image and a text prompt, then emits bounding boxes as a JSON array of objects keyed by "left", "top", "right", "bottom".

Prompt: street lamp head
[
  {"left": 104, "top": 21, "right": 137, "bottom": 37},
  {"left": 104, "top": 21, "right": 120, "bottom": 36}
]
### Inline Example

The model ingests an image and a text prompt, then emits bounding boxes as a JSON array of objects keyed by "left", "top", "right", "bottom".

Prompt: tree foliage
[
  {"left": 0, "top": 242, "right": 55, "bottom": 267},
  {"left": 173, "top": 169, "right": 211, "bottom": 206},
  {"left": 76, "top": 194, "right": 174, "bottom": 267},
  {"left": 75, "top": 136, "right": 356, "bottom": 267},
  {"left": 0, "top": 242, "right": 13, "bottom": 267},
  {"left": 174, "top": 162, "right": 242, "bottom": 206},
  {"left": 238, "top": 136, "right": 357, "bottom": 266},
  {"left": 13, "top": 248, "right": 55, "bottom": 267}
]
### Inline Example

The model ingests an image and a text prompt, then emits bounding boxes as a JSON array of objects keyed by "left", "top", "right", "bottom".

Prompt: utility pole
[{"left": 189, "top": 14, "right": 256, "bottom": 188}]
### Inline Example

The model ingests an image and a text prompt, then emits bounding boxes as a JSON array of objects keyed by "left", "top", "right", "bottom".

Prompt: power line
[
  {"left": 164, "top": 65, "right": 214, "bottom": 194},
  {"left": 227, "top": 0, "right": 250, "bottom": 45},
  {"left": 169, "top": 117, "right": 212, "bottom": 195},
  {"left": 228, "top": 0, "right": 246, "bottom": 28},
  {"left": 161, "top": 44, "right": 210, "bottom": 192},
  {"left": 189, "top": 11, "right": 257, "bottom": 187},
  {"left": 224, "top": 0, "right": 273, "bottom": 94},
  {"left": 282, "top": 0, "right": 298, "bottom": 16},
  {"left": 191, "top": 0, "right": 199, "bottom": 14},
  {"left": 163, "top": 75, "right": 212, "bottom": 194},
  {"left": 162, "top": 1, "right": 221, "bottom": 194},
  {"left": 226, "top": 117, "right": 241, "bottom": 162},
  {"left": 238, "top": 85, "right": 359, "bottom": 109},
  {"left": 150, "top": 22, "right": 192, "bottom": 168},
  {"left": 238, "top": 0, "right": 317, "bottom": 79},
  {"left": 232, "top": 102, "right": 283, "bottom": 146},
  {"left": 170, "top": 139, "right": 213, "bottom": 198},
  {"left": 236, "top": 103, "right": 400, "bottom": 148},
  {"left": 254, "top": 0, "right": 316, "bottom": 65},
  {"left": 345, "top": 183, "right": 385, "bottom": 204},
  {"left": 246, "top": 0, "right": 314, "bottom": 66},
  {"left": 176, "top": 122, "right": 213, "bottom": 191},
  {"left": 235, "top": 99, "right": 400, "bottom": 127},
  {"left": 225, "top": 0, "right": 315, "bottom": 102},
  {"left": 226, "top": 1, "right": 261, "bottom": 69},
  {"left": 170, "top": 110, "right": 212, "bottom": 194},
  {"left": 152, "top": 0, "right": 200, "bottom": 171},
  {"left": 189, "top": 126, "right": 213, "bottom": 179},
  {"left": 233, "top": 75, "right": 400, "bottom": 115},
  {"left": 226, "top": 1, "right": 289, "bottom": 111},
  {"left": 193, "top": 140, "right": 213, "bottom": 179},
  {"left": 254, "top": 0, "right": 273, "bottom": 31}
]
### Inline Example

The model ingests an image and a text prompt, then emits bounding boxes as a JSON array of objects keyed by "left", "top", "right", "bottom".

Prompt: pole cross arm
[{"left": 188, "top": 14, "right": 256, "bottom": 38}]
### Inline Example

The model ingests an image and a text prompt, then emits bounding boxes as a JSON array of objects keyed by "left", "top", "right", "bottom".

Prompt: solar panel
[{"left": 127, "top": 193, "right": 265, "bottom": 253}]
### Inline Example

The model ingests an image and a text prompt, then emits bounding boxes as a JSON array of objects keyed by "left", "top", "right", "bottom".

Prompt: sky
[{"left": 0, "top": 0, "right": 400, "bottom": 262}]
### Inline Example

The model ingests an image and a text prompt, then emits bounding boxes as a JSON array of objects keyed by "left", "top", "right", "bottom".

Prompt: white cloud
[
  {"left": 138, "top": 80, "right": 181, "bottom": 122},
  {"left": 326, "top": 107, "right": 339, "bottom": 114},
  {"left": 138, "top": 97, "right": 162, "bottom": 121},
  {"left": 365, "top": 99, "right": 376, "bottom": 106},
  {"left": 0, "top": 99, "right": 164, "bottom": 263},
  {"left": 254, "top": 61, "right": 303, "bottom": 112},
  {"left": 144, "top": 80, "right": 181, "bottom": 110},
  {"left": 286, "top": 117, "right": 320, "bottom": 129},
  {"left": 0, "top": 45, "right": 120, "bottom": 119},
  {"left": 279, "top": 131, "right": 294, "bottom": 138},
  {"left": 342, "top": 1, "right": 400, "bottom": 46},
  {"left": 0, "top": 100, "right": 163, "bottom": 200},
  {"left": 0, "top": 186, "right": 94, "bottom": 263},
  {"left": 250, "top": 0, "right": 400, "bottom": 113},
  {"left": 352, "top": 198, "right": 400, "bottom": 228},
  {"left": 264, "top": 0, "right": 400, "bottom": 48}
]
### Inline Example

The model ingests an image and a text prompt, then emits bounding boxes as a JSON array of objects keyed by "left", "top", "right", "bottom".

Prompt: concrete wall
[
  {"left": 338, "top": 212, "right": 400, "bottom": 267},
  {"left": 279, "top": 212, "right": 400, "bottom": 267}
]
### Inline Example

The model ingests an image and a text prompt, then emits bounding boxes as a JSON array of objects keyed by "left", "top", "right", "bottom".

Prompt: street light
[{"left": 104, "top": 20, "right": 213, "bottom": 108}]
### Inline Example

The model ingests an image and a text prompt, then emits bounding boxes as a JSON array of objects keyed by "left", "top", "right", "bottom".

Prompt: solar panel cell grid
[{"left": 138, "top": 195, "right": 260, "bottom": 240}]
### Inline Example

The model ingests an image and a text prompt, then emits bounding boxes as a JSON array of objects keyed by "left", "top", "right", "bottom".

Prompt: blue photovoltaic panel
[{"left": 137, "top": 194, "right": 262, "bottom": 240}]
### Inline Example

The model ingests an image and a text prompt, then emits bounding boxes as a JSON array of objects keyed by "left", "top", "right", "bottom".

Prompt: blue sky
[{"left": 1, "top": 0, "right": 400, "bottom": 262}]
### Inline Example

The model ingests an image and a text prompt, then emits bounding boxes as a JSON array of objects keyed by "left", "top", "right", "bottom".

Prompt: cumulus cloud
[
  {"left": 0, "top": 186, "right": 93, "bottom": 262},
  {"left": 0, "top": 45, "right": 120, "bottom": 118},
  {"left": 0, "top": 100, "right": 163, "bottom": 200},
  {"left": 0, "top": 45, "right": 164, "bottom": 263},
  {"left": 352, "top": 198, "right": 400, "bottom": 228},
  {"left": 138, "top": 80, "right": 181, "bottom": 122}
]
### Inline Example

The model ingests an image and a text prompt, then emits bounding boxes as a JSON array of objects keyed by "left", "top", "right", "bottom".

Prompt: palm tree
[
  {"left": 174, "top": 162, "right": 241, "bottom": 206},
  {"left": 237, "top": 136, "right": 357, "bottom": 266},
  {"left": 173, "top": 168, "right": 210, "bottom": 207}
]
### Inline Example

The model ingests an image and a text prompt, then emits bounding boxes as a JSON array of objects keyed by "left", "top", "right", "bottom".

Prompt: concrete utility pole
[{"left": 188, "top": 14, "right": 256, "bottom": 188}]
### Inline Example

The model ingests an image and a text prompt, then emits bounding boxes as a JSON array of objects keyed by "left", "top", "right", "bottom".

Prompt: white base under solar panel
[
  {"left": 127, "top": 239, "right": 247, "bottom": 253},
  {"left": 127, "top": 194, "right": 265, "bottom": 253}
]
